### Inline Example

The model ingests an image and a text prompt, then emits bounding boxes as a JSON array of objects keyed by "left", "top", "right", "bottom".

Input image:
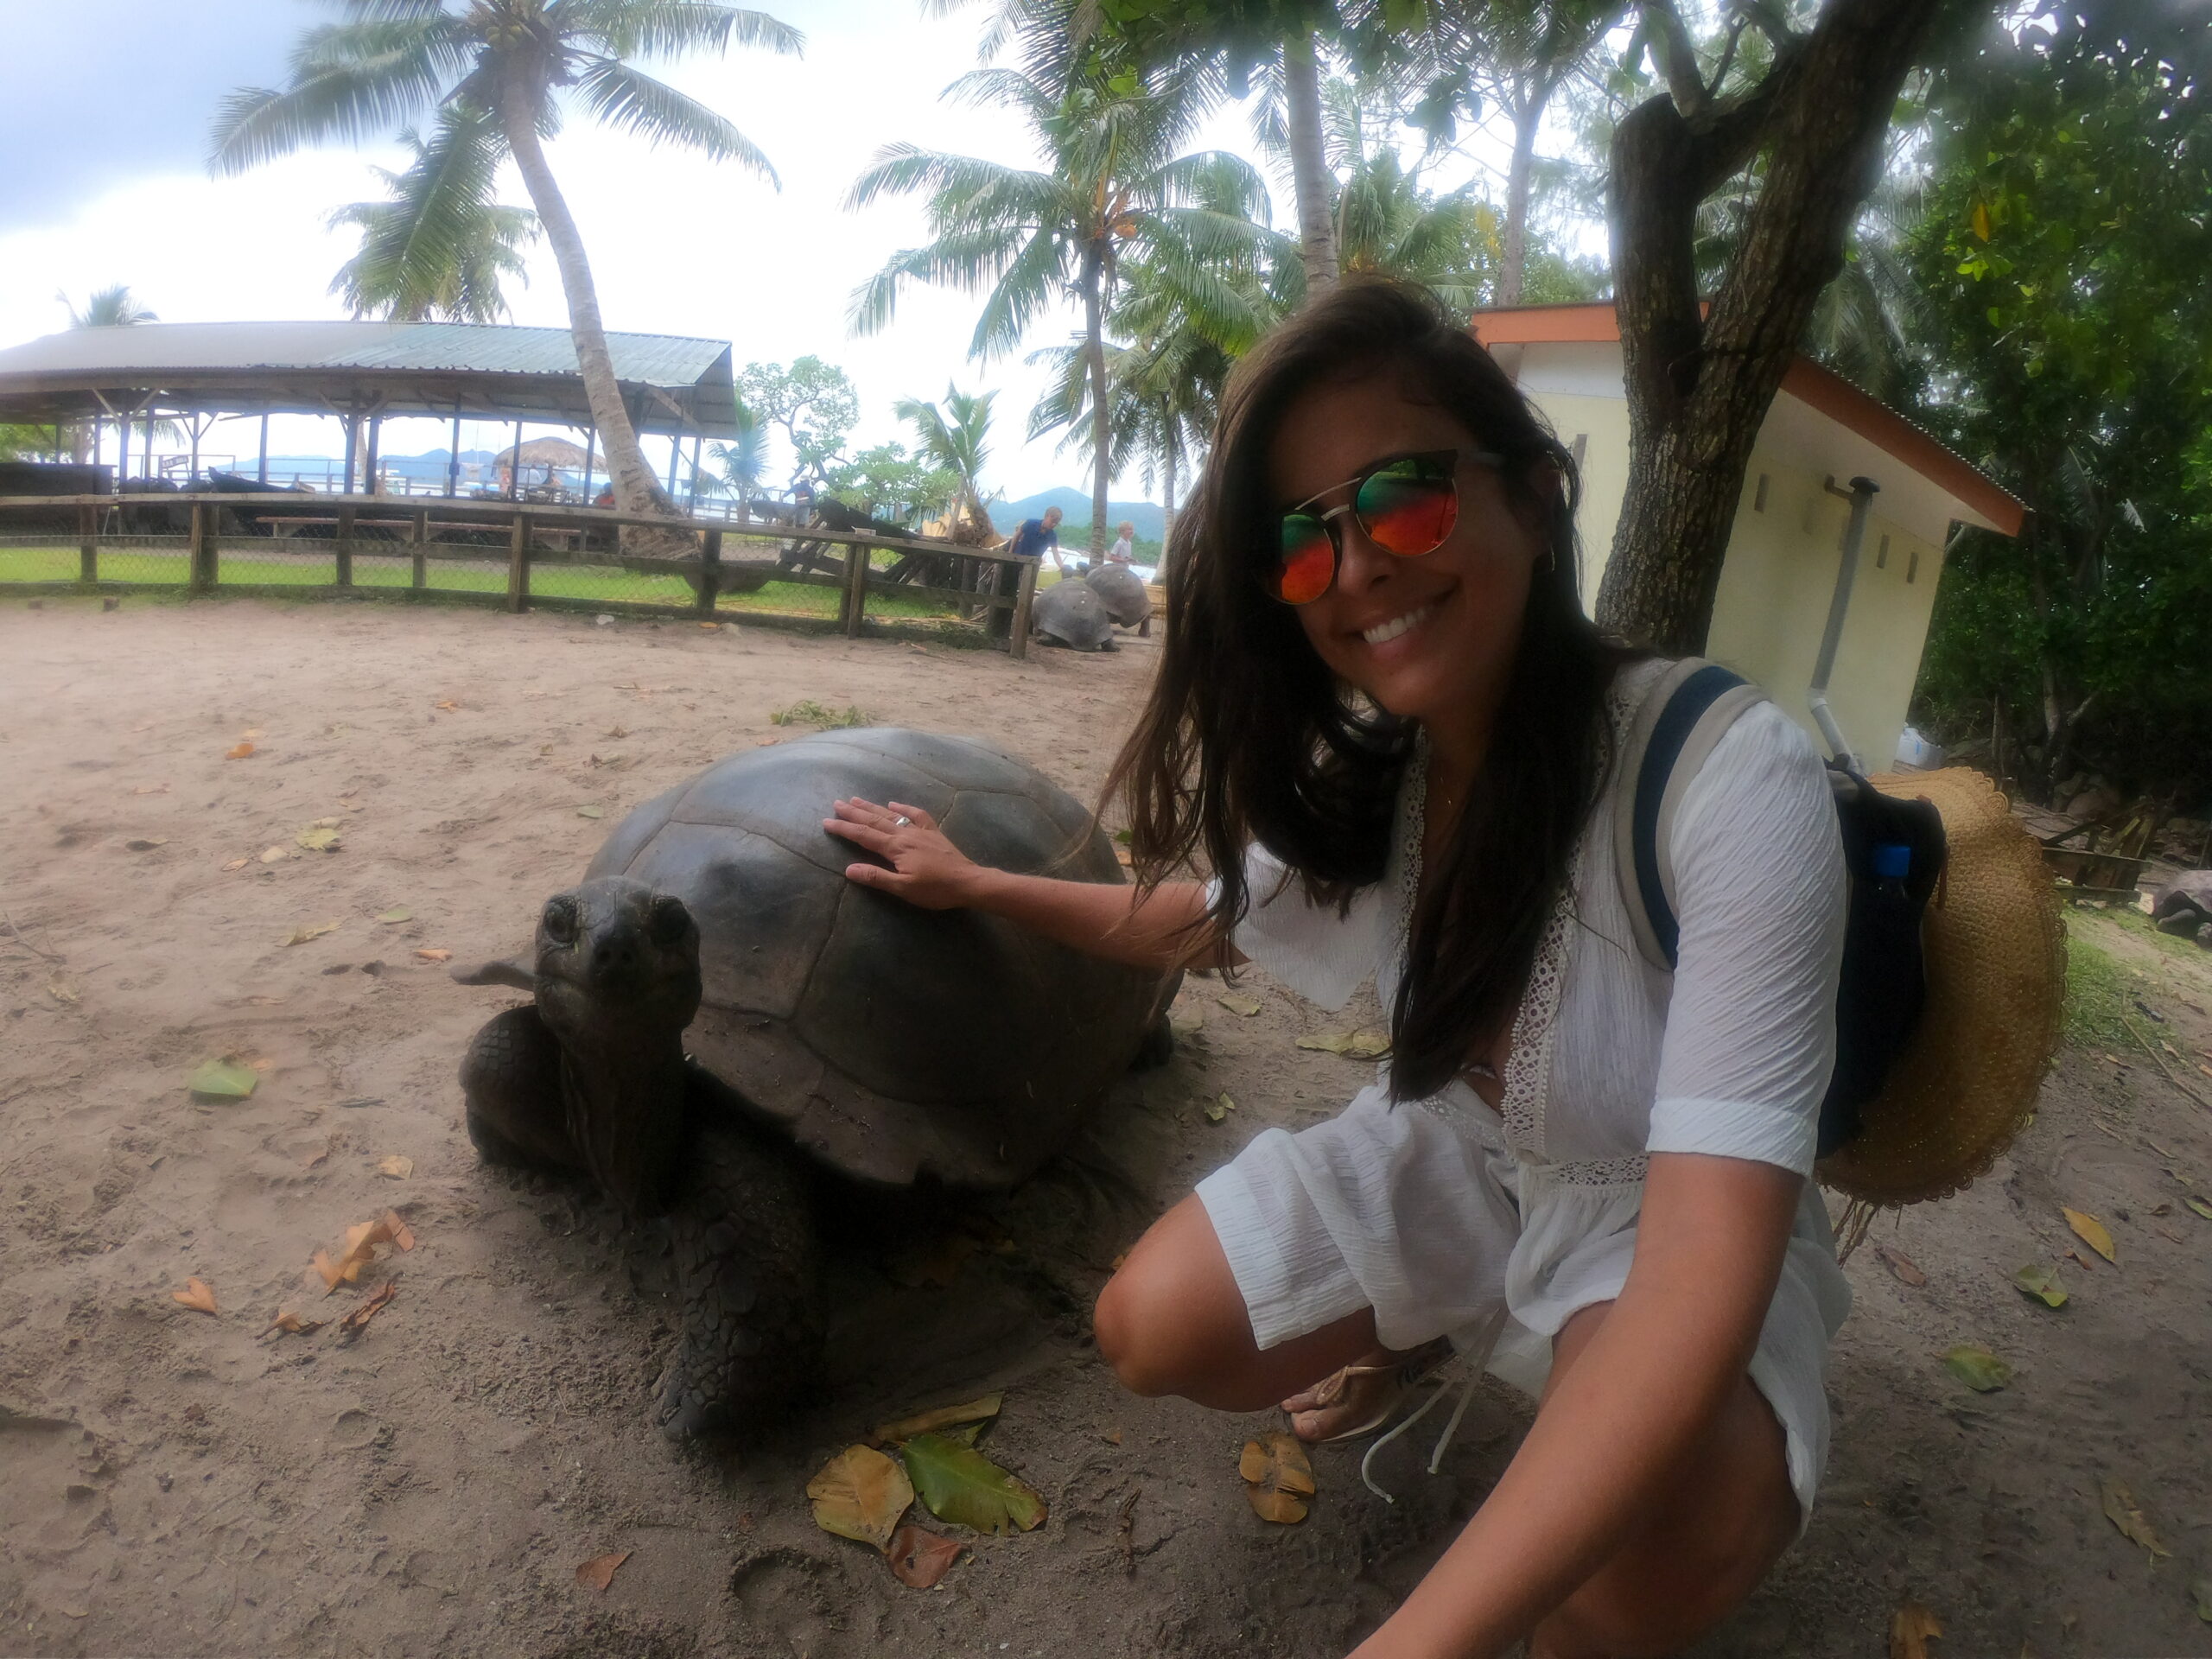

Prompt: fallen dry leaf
[
  {"left": 1216, "top": 994, "right": 1262, "bottom": 1018},
  {"left": 225, "top": 741, "right": 255, "bottom": 760},
  {"left": 2064, "top": 1206, "right": 2118, "bottom": 1264},
  {"left": 376, "top": 906, "right": 412, "bottom": 925},
  {"left": 314, "top": 1211, "right": 415, "bottom": 1293},
  {"left": 123, "top": 836, "right": 168, "bottom": 851},
  {"left": 1890, "top": 1600, "right": 1942, "bottom": 1659},
  {"left": 808, "top": 1445, "right": 914, "bottom": 1551},
  {"left": 415, "top": 947, "right": 452, "bottom": 963},
  {"left": 187, "top": 1058, "right": 257, "bottom": 1100},
  {"left": 376, "top": 1155, "right": 414, "bottom": 1180},
  {"left": 172, "top": 1277, "right": 219, "bottom": 1316},
  {"left": 1295, "top": 1028, "right": 1391, "bottom": 1059},
  {"left": 337, "top": 1281, "right": 397, "bottom": 1333},
  {"left": 45, "top": 974, "right": 80, "bottom": 1007},
  {"left": 1239, "top": 1431, "right": 1315, "bottom": 1524},
  {"left": 284, "top": 920, "right": 340, "bottom": 947},
  {"left": 2186, "top": 1195, "right": 2212, "bottom": 1222},
  {"left": 1942, "top": 1344, "right": 2012, "bottom": 1392},
  {"left": 434, "top": 699, "right": 461, "bottom": 712},
  {"left": 574, "top": 1550, "right": 630, "bottom": 1592},
  {"left": 1877, "top": 1246, "right": 1928, "bottom": 1287},
  {"left": 221, "top": 858, "right": 248, "bottom": 872},
  {"left": 887, "top": 1524, "right": 963, "bottom": 1589},
  {"left": 295, "top": 824, "right": 341, "bottom": 854},
  {"left": 2014, "top": 1262, "right": 2069, "bottom": 1308},
  {"left": 259, "top": 846, "right": 288, "bottom": 864},
  {"left": 261, "top": 1308, "right": 326, "bottom": 1338},
  {"left": 2101, "top": 1477, "right": 2171, "bottom": 1558},
  {"left": 302, "top": 1140, "right": 331, "bottom": 1171},
  {"left": 874, "top": 1392, "right": 1003, "bottom": 1445},
  {"left": 132, "top": 783, "right": 169, "bottom": 795}
]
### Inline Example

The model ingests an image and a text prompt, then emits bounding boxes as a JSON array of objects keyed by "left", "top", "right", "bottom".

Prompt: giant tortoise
[
  {"left": 454, "top": 728, "right": 1173, "bottom": 1438},
  {"left": 1030, "top": 577, "right": 1117, "bottom": 651},
  {"left": 1084, "top": 563, "right": 1153, "bottom": 635}
]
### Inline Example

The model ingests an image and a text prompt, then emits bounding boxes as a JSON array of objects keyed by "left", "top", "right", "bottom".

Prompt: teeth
[{"left": 1362, "top": 602, "right": 1436, "bottom": 646}]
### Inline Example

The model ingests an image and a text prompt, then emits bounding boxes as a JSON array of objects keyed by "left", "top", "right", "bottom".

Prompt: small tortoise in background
[
  {"left": 1030, "top": 577, "right": 1118, "bottom": 651},
  {"left": 1084, "top": 563, "right": 1154, "bottom": 636},
  {"left": 455, "top": 728, "right": 1175, "bottom": 1438}
]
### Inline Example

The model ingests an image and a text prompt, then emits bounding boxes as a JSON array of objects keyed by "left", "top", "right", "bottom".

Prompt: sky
[{"left": 0, "top": 1, "right": 1528, "bottom": 502}]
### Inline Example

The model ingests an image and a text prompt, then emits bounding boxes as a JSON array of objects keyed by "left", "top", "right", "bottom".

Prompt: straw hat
[{"left": 1818, "top": 766, "right": 2066, "bottom": 1206}]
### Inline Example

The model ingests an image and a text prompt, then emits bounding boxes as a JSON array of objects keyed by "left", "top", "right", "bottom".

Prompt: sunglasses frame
[{"left": 1265, "top": 447, "right": 1505, "bottom": 606}]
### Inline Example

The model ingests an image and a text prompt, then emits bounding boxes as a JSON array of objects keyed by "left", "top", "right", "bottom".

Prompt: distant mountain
[{"left": 989, "top": 488, "right": 1162, "bottom": 539}]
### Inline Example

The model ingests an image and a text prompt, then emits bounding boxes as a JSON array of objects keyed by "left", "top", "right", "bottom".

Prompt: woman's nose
[{"left": 1332, "top": 513, "right": 1395, "bottom": 596}]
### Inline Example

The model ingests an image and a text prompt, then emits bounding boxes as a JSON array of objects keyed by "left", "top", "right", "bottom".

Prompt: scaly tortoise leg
[{"left": 458, "top": 1005, "right": 584, "bottom": 1173}]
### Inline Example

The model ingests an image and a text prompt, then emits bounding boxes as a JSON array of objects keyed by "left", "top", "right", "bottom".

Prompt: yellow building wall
[{"left": 1521, "top": 386, "right": 1945, "bottom": 771}]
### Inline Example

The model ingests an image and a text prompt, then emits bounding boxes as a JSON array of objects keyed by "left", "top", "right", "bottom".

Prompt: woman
[{"left": 823, "top": 281, "right": 1850, "bottom": 1658}]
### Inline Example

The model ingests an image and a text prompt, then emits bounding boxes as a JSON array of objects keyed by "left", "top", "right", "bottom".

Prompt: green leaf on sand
[
  {"left": 188, "top": 1058, "right": 258, "bottom": 1100},
  {"left": 2185, "top": 1195, "right": 2212, "bottom": 1222},
  {"left": 1295, "top": 1028, "right": 1390, "bottom": 1059},
  {"left": 296, "top": 825, "right": 340, "bottom": 853},
  {"left": 1203, "top": 1092, "right": 1235, "bottom": 1124},
  {"left": 899, "top": 1432, "right": 1046, "bottom": 1535},
  {"left": 2012, "top": 1263, "right": 2069, "bottom": 1308},
  {"left": 576, "top": 804, "right": 606, "bottom": 819},
  {"left": 2190, "top": 1575, "right": 2212, "bottom": 1622},
  {"left": 376, "top": 906, "right": 412, "bottom": 925},
  {"left": 1216, "top": 994, "right": 1262, "bottom": 1018},
  {"left": 1942, "top": 1343, "right": 2012, "bottom": 1392}
]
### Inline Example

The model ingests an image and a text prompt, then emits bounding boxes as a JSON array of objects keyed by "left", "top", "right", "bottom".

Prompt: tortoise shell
[
  {"left": 1030, "top": 580, "right": 1117, "bottom": 651},
  {"left": 584, "top": 728, "right": 1166, "bottom": 1189},
  {"left": 1084, "top": 564, "right": 1151, "bottom": 628}
]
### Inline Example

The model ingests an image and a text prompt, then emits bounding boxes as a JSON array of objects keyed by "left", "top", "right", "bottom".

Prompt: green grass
[
  {"left": 2063, "top": 917, "right": 2134, "bottom": 1048},
  {"left": 0, "top": 543, "right": 964, "bottom": 621},
  {"left": 770, "top": 699, "right": 874, "bottom": 728}
]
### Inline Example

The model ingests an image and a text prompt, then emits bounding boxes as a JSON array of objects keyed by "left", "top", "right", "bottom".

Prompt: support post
[
  {"left": 78, "top": 505, "right": 97, "bottom": 585},
  {"left": 188, "top": 414, "right": 201, "bottom": 485},
  {"left": 507, "top": 512, "right": 531, "bottom": 613},
  {"left": 335, "top": 503, "right": 356, "bottom": 589},
  {"left": 188, "top": 501, "right": 214, "bottom": 594},
  {"left": 696, "top": 527, "right": 721, "bottom": 616},
  {"left": 509, "top": 419, "right": 524, "bottom": 499},
  {"left": 448, "top": 410, "right": 462, "bottom": 496},
  {"left": 118, "top": 411, "right": 130, "bottom": 484},
  {"left": 1008, "top": 556, "right": 1037, "bottom": 660},
  {"left": 257, "top": 414, "right": 270, "bottom": 484},
  {"left": 841, "top": 540, "right": 870, "bottom": 637},
  {"left": 664, "top": 433, "right": 682, "bottom": 496},
  {"left": 365, "top": 414, "right": 383, "bottom": 497},
  {"left": 411, "top": 507, "right": 429, "bottom": 589}
]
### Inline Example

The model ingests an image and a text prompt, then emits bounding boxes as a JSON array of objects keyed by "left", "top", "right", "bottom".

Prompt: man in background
[{"left": 1007, "top": 505, "right": 1064, "bottom": 572}]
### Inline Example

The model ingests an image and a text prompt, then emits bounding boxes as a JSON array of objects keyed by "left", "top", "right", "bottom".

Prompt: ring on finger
[{"left": 892, "top": 815, "right": 912, "bottom": 828}]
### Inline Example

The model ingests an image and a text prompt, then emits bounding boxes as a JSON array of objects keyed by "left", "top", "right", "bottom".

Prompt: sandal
[{"left": 1282, "top": 1338, "right": 1456, "bottom": 1445}]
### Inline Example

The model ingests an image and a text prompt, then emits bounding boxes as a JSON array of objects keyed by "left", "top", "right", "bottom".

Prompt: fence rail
[{"left": 0, "top": 493, "right": 1041, "bottom": 657}]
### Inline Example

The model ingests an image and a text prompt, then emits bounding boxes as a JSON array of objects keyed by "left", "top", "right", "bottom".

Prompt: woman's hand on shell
[{"left": 822, "top": 798, "right": 979, "bottom": 909}]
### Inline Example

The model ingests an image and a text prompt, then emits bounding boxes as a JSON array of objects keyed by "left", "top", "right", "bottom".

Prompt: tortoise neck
[{"left": 556, "top": 1024, "right": 690, "bottom": 1217}]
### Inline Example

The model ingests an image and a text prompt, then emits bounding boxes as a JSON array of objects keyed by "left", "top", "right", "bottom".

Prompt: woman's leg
[
  {"left": 1093, "top": 1193, "right": 1381, "bottom": 1410},
  {"left": 1529, "top": 1300, "right": 1800, "bottom": 1659}
]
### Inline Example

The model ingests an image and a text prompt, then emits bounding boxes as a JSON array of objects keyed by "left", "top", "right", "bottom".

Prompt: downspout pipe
[{"left": 1809, "top": 475, "right": 1879, "bottom": 772}]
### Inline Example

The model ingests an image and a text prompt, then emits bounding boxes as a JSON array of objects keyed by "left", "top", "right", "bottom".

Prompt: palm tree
[
  {"left": 327, "top": 104, "right": 539, "bottom": 322},
  {"left": 210, "top": 0, "right": 801, "bottom": 519},
  {"left": 57, "top": 285, "right": 167, "bottom": 466},
  {"left": 1324, "top": 93, "right": 1503, "bottom": 320},
  {"left": 705, "top": 403, "right": 769, "bottom": 517},
  {"left": 847, "top": 66, "right": 1272, "bottom": 556},
  {"left": 894, "top": 385, "right": 998, "bottom": 543}
]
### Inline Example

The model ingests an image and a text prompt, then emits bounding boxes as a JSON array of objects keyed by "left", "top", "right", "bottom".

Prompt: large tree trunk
[
  {"left": 1160, "top": 442, "right": 1178, "bottom": 577},
  {"left": 1497, "top": 93, "right": 1543, "bottom": 307},
  {"left": 499, "top": 80, "right": 677, "bottom": 523},
  {"left": 1084, "top": 260, "right": 1110, "bottom": 557},
  {"left": 1594, "top": 0, "right": 1938, "bottom": 654},
  {"left": 1282, "top": 32, "right": 1338, "bottom": 299}
]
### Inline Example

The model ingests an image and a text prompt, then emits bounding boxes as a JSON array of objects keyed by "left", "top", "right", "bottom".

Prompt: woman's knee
[
  {"left": 1092, "top": 1267, "right": 1183, "bottom": 1395},
  {"left": 1092, "top": 1195, "right": 1252, "bottom": 1398}
]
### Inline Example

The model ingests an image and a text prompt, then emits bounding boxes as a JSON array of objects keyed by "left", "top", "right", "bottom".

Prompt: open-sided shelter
[
  {"left": 0, "top": 320, "right": 740, "bottom": 499},
  {"left": 1472, "top": 302, "right": 2024, "bottom": 771}
]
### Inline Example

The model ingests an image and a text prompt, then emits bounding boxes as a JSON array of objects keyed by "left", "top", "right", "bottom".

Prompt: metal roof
[{"left": 0, "top": 320, "right": 739, "bottom": 437}]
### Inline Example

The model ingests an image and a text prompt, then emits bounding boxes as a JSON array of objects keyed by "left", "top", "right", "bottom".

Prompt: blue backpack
[{"left": 1614, "top": 660, "right": 1948, "bottom": 1158}]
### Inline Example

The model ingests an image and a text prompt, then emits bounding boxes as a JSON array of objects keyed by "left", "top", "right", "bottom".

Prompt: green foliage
[
  {"left": 58, "top": 284, "right": 158, "bottom": 327},
  {"left": 1908, "top": 29, "right": 2212, "bottom": 804},
  {"left": 823, "top": 442, "right": 958, "bottom": 524},
  {"left": 705, "top": 403, "right": 769, "bottom": 502},
  {"left": 326, "top": 103, "right": 537, "bottom": 321},
  {"left": 0, "top": 425, "right": 65, "bottom": 461},
  {"left": 740, "top": 358, "right": 860, "bottom": 486},
  {"left": 2061, "top": 920, "right": 2131, "bottom": 1051},
  {"left": 770, "top": 699, "right": 873, "bottom": 728}
]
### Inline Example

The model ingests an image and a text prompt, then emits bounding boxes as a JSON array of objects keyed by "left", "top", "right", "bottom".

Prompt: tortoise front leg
[
  {"left": 459, "top": 1005, "right": 584, "bottom": 1173},
  {"left": 656, "top": 1109, "right": 823, "bottom": 1440}
]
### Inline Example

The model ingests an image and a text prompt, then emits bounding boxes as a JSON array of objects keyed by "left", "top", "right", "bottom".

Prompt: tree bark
[
  {"left": 1282, "top": 31, "right": 1338, "bottom": 299},
  {"left": 1594, "top": 0, "right": 1940, "bottom": 654},
  {"left": 1497, "top": 92, "right": 1545, "bottom": 307},
  {"left": 1160, "top": 442, "right": 1178, "bottom": 578},
  {"left": 1084, "top": 257, "right": 1111, "bottom": 557},
  {"left": 499, "top": 79, "right": 677, "bottom": 523}
]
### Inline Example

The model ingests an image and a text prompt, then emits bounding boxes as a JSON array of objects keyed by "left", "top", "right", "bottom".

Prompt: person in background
[
  {"left": 1108, "top": 520, "right": 1137, "bottom": 566},
  {"left": 1008, "top": 505, "right": 1065, "bottom": 572}
]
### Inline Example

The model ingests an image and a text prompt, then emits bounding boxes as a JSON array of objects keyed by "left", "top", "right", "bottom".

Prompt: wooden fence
[{"left": 0, "top": 493, "right": 1043, "bottom": 657}]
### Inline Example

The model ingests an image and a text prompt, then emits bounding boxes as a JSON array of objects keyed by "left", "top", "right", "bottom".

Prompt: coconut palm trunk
[
  {"left": 1282, "top": 32, "right": 1338, "bottom": 296},
  {"left": 498, "top": 83, "right": 675, "bottom": 520},
  {"left": 1083, "top": 257, "right": 1111, "bottom": 558},
  {"left": 1498, "top": 99, "right": 1543, "bottom": 306},
  {"left": 1160, "top": 443, "right": 1178, "bottom": 579}
]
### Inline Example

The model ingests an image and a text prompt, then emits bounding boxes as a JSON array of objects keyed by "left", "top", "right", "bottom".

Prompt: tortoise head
[{"left": 532, "top": 877, "right": 702, "bottom": 1215}]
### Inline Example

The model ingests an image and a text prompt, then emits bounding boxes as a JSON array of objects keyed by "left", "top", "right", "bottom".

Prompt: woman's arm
[
  {"left": 1351, "top": 1152, "right": 1800, "bottom": 1658},
  {"left": 822, "top": 796, "right": 1239, "bottom": 973}
]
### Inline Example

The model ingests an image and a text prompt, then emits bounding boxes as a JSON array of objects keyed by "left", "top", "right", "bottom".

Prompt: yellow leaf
[
  {"left": 172, "top": 1277, "right": 219, "bottom": 1316},
  {"left": 221, "top": 858, "right": 248, "bottom": 872},
  {"left": 376, "top": 1155, "right": 414, "bottom": 1180},
  {"left": 415, "top": 947, "right": 452, "bottom": 963},
  {"left": 295, "top": 825, "right": 341, "bottom": 853},
  {"left": 225, "top": 741, "right": 255, "bottom": 760},
  {"left": 2064, "top": 1206, "right": 2116, "bottom": 1263},
  {"left": 1295, "top": 1028, "right": 1391, "bottom": 1059},
  {"left": 808, "top": 1445, "right": 914, "bottom": 1551},
  {"left": 1216, "top": 994, "right": 1262, "bottom": 1018},
  {"left": 284, "top": 919, "right": 340, "bottom": 947},
  {"left": 1891, "top": 1600, "right": 1942, "bottom": 1659},
  {"left": 260, "top": 1308, "right": 325, "bottom": 1338},
  {"left": 1240, "top": 1431, "right": 1314, "bottom": 1524},
  {"left": 873, "top": 1392, "right": 1004, "bottom": 1445},
  {"left": 336, "top": 1280, "right": 397, "bottom": 1332},
  {"left": 2101, "top": 1477, "right": 2171, "bottom": 1558},
  {"left": 1972, "top": 200, "right": 1993, "bottom": 242}
]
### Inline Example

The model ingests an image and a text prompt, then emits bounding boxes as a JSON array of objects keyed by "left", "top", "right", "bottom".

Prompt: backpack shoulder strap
[{"left": 1611, "top": 658, "right": 1770, "bottom": 972}]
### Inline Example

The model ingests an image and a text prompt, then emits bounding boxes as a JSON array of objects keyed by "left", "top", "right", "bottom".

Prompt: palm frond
[
  {"left": 570, "top": 1, "right": 803, "bottom": 60},
  {"left": 207, "top": 16, "right": 469, "bottom": 173},
  {"left": 570, "top": 56, "right": 779, "bottom": 181}
]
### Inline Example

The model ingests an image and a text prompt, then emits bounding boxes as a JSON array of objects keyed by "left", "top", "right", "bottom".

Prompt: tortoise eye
[
  {"left": 542, "top": 899, "right": 579, "bottom": 944},
  {"left": 646, "top": 896, "right": 690, "bottom": 946}
]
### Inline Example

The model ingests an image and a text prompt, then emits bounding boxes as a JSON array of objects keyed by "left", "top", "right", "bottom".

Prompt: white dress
[{"left": 1194, "top": 658, "right": 1854, "bottom": 1523}]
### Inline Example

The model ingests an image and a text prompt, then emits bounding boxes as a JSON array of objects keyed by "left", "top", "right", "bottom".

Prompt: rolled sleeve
[
  {"left": 1206, "top": 842, "right": 1389, "bottom": 1013},
  {"left": 1645, "top": 703, "right": 1847, "bottom": 1177}
]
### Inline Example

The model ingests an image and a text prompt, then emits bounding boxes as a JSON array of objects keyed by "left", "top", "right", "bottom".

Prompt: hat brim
[{"left": 1816, "top": 767, "right": 2066, "bottom": 1206}]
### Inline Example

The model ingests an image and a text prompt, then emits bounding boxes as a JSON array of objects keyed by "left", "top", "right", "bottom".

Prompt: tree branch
[{"left": 1641, "top": 0, "right": 1711, "bottom": 118}]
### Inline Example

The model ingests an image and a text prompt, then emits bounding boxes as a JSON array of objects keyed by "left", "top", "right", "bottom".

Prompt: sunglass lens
[
  {"left": 1274, "top": 515, "right": 1336, "bottom": 605},
  {"left": 1356, "top": 459, "right": 1457, "bottom": 557}
]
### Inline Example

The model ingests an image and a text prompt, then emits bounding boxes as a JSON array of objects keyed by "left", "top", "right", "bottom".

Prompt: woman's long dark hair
[{"left": 1106, "top": 279, "right": 1631, "bottom": 1102}]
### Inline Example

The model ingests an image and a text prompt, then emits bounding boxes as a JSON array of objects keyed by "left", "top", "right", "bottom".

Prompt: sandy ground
[{"left": 2, "top": 594, "right": 2209, "bottom": 1659}]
